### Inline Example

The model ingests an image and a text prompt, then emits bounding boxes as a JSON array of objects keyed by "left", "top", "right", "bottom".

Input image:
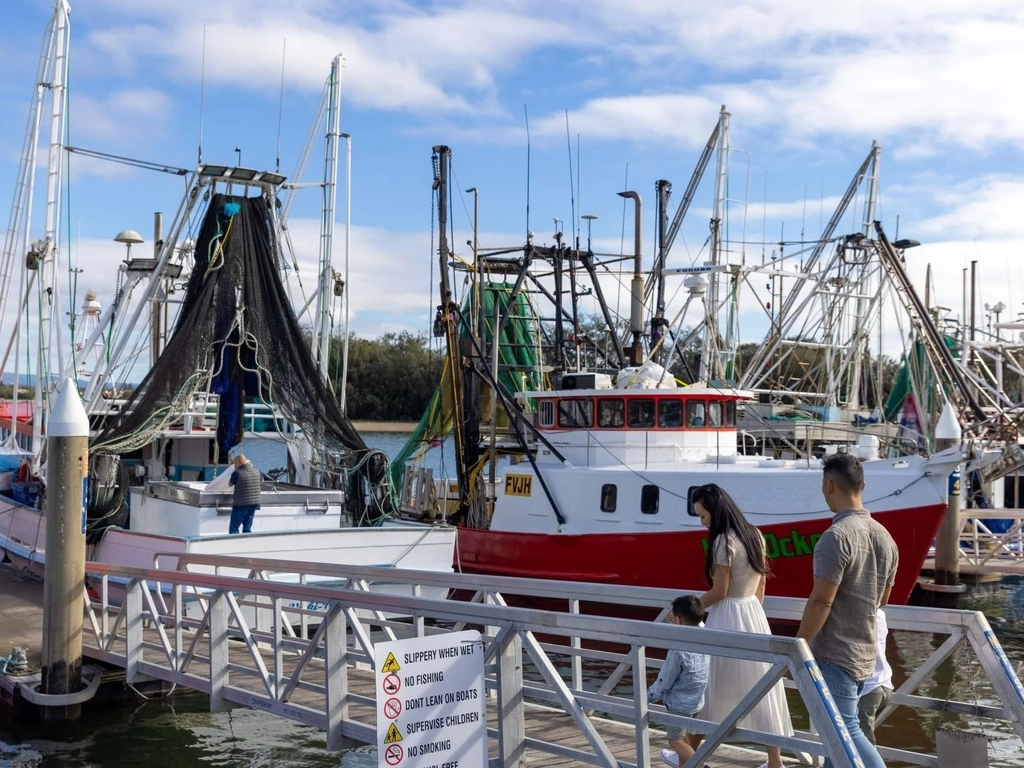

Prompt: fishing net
[
  {"left": 91, "top": 193, "right": 390, "bottom": 521},
  {"left": 389, "top": 282, "right": 543, "bottom": 490}
]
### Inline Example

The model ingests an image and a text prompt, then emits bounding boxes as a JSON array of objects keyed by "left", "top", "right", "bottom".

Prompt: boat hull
[{"left": 455, "top": 502, "right": 944, "bottom": 605}]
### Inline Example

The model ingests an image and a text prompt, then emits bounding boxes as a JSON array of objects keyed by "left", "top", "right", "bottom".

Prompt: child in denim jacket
[{"left": 647, "top": 595, "right": 709, "bottom": 767}]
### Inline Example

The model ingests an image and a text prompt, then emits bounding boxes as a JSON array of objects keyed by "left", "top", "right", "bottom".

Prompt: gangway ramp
[{"left": 77, "top": 557, "right": 1024, "bottom": 768}]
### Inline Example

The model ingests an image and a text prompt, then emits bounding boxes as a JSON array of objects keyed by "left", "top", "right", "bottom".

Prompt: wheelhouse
[{"left": 529, "top": 388, "right": 743, "bottom": 433}]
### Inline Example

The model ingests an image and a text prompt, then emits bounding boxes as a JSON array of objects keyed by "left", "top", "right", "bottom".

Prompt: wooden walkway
[
  {"left": 1, "top": 565, "right": 769, "bottom": 766},
  {"left": 87, "top": 626, "right": 772, "bottom": 768}
]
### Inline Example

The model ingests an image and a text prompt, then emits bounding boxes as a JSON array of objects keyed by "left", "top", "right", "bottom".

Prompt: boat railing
[
  {"left": 146, "top": 553, "right": 1024, "bottom": 767},
  {"left": 87, "top": 393, "right": 297, "bottom": 436},
  {"left": 84, "top": 558, "right": 871, "bottom": 768}
]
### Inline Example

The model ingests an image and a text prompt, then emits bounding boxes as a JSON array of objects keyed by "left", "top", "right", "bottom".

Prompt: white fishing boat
[{"left": 0, "top": 1, "right": 456, "bottom": 596}]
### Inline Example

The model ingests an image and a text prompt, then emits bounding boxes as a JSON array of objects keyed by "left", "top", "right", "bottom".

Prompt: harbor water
[{"left": 2, "top": 432, "right": 1024, "bottom": 766}]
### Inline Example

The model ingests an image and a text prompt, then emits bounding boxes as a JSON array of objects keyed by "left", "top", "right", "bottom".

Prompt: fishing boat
[
  {"left": 454, "top": 378, "right": 958, "bottom": 605},
  {"left": 395, "top": 141, "right": 966, "bottom": 605},
  {"left": 0, "top": 2, "right": 456, "bottom": 592}
]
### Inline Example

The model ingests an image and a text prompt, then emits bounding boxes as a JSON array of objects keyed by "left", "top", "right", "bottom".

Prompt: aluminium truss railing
[{"left": 80, "top": 559, "right": 885, "bottom": 768}]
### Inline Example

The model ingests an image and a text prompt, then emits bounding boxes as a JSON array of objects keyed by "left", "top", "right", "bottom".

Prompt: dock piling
[
  {"left": 931, "top": 403, "right": 964, "bottom": 599},
  {"left": 40, "top": 378, "right": 90, "bottom": 722}
]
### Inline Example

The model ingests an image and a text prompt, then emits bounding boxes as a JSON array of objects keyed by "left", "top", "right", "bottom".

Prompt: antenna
[
  {"left": 275, "top": 39, "right": 287, "bottom": 174},
  {"left": 620, "top": 163, "right": 629, "bottom": 253},
  {"left": 564, "top": 109, "right": 575, "bottom": 249},
  {"left": 761, "top": 170, "right": 767, "bottom": 264},
  {"left": 800, "top": 181, "right": 808, "bottom": 243},
  {"left": 524, "top": 104, "right": 531, "bottom": 237},
  {"left": 576, "top": 134, "right": 581, "bottom": 248},
  {"left": 198, "top": 24, "right": 207, "bottom": 165}
]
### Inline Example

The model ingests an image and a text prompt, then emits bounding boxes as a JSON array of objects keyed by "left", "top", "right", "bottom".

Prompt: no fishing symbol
[
  {"left": 384, "top": 744, "right": 404, "bottom": 766},
  {"left": 384, "top": 697, "right": 402, "bottom": 720},
  {"left": 382, "top": 673, "right": 401, "bottom": 695}
]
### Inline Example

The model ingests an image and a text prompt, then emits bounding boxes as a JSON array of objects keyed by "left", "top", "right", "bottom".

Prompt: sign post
[{"left": 375, "top": 630, "right": 487, "bottom": 768}]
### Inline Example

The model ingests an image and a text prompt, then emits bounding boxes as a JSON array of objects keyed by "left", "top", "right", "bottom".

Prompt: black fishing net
[{"left": 90, "top": 193, "right": 390, "bottom": 522}]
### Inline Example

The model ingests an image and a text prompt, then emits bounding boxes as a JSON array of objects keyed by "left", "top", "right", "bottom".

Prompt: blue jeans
[
  {"left": 819, "top": 661, "right": 886, "bottom": 768},
  {"left": 229, "top": 505, "right": 257, "bottom": 534}
]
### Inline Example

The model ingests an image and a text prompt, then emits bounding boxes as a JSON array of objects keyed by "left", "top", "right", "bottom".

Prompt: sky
[{"left": 2, "top": 0, "right": 1024, "bottom": 385}]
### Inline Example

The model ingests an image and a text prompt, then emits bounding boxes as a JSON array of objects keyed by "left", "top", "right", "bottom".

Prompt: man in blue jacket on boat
[{"left": 228, "top": 453, "right": 262, "bottom": 534}]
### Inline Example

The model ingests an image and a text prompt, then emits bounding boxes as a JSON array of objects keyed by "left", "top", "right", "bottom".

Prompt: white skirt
[{"left": 699, "top": 595, "right": 793, "bottom": 736}]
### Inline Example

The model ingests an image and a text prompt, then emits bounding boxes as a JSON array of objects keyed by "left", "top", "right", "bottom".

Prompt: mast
[
  {"left": 340, "top": 132, "right": 352, "bottom": 410},
  {"left": 653, "top": 180, "right": 671, "bottom": 364},
  {"left": 314, "top": 54, "right": 343, "bottom": 382},
  {"left": 0, "top": 1, "right": 72, "bottom": 458},
  {"left": 843, "top": 143, "right": 881, "bottom": 410},
  {"left": 617, "top": 191, "right": 643, "bottom": 366},
  {"left": 702, "top": 105, "right": 730, "bottom": 383},
  {"left": 431, "top": 146, "right": 472, "bottom": 516}
]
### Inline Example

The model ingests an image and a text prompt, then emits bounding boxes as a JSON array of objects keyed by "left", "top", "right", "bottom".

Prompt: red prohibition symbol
[
  {"left": 384, "top": 744, "right": 404, "bottom": 765},
  {"left": 384, "top": 697, "right": 402, "bottom": 720},
  {"left": 382, "top": 673, "right": 401, "bottom": 695}
]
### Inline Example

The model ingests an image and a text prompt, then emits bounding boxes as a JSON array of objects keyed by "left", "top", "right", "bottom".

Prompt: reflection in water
[{"left": 0, "top": 698, "right": 376, "bottom": 768}]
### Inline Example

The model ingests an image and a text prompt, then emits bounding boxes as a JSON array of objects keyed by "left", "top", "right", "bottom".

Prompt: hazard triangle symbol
[
  {"left": 381, "top": 652, "right": 401, "bottom": 673},
  {"left": 384, "top": 722, "right": 403, "bottom": 744}
]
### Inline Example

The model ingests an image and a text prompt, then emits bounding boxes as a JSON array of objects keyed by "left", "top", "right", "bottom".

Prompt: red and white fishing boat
[{"left": 455, "top": 382, "right": 959, "bottom": 605}]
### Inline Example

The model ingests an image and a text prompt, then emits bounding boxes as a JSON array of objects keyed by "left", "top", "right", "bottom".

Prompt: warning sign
[
  {"left": 384, "top": 697, "right": 402, "bottom": 720},
  {"left": 384, "top": 722, "right": 403, "bottom": 744},
  {"left": 382, "top": 674, "right": 401, "bottom": 695},
  {"left": 375, "top": 630, "right": 486, "bottom": 768}
]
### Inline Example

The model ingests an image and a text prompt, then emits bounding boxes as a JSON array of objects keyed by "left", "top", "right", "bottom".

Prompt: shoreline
[{"left": 352, "top": 420, "right": 418, "bottom": 434}]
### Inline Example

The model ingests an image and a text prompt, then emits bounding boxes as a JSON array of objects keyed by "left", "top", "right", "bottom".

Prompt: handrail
[
  {"left": 92, "top": 554, "right": 1024, "bottom": 766},
  {"left": 152, "top": 553, "right": 1024, "bottom": 764},
  {"left": 84, "top": 560, "right": 865, "bottom": 767}
]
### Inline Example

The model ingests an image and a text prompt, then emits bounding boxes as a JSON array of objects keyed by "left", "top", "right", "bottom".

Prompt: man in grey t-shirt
[{"left": 797, "top": 452, "right": 897, "bottom": 768}]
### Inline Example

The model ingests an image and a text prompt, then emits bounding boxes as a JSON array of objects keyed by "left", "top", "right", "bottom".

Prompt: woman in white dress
[{"left": 691, "top": 483, "right": 792, "bottom": 768}]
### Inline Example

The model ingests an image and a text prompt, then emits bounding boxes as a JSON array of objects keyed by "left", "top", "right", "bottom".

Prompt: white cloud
[
  {"left": 82, "top": 0, "right": 572, "bottom": 115},
  {"left": 71, "top": 88, "right": 174, "bottom": 147}
]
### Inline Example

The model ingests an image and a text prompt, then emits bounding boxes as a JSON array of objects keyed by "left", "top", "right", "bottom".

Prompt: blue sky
[{"left": 2, "top": 0, "right": 1024, "bottom": 364}]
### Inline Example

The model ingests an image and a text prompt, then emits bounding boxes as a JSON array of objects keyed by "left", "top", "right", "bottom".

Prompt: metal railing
[
  {"left": 81, "top": 559, "right": 881, "bottom": 768},
  {"left": 953, "top": 509, "right": 1024, "bottom": 575},
  {"left": 163, "top": 554, "right": 1024, "bottom": 767}
]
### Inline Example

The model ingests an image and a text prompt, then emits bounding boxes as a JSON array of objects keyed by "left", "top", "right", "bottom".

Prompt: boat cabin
[{"left": 520, "top": 386, "right": 750, "bottom": 467}]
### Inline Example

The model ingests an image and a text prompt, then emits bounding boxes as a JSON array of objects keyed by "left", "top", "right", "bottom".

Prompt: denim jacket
[{"left": 647, "top": 648, "right": 709, "bottom": 715}]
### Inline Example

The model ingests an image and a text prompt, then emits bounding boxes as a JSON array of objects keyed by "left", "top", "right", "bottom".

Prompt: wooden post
[
  {"left": 41, "top": 379, "right": 89, "bottom": 722},
  {"left": 933, "top": 402, "right": 964, "bottom": 593},
  {"left": 496, "top": 629, "right": 525, "bottom": 767}
]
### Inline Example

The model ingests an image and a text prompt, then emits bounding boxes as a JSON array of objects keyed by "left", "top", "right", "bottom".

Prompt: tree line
[
  {"left": 329, "top": 325, "right": 908, "bottom": 424},
  {"left": 332, "top": 332, "right": 441, "bottom": 422}
]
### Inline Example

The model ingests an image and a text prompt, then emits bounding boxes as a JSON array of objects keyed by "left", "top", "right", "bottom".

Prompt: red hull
[{"left": 456, "top": 503, "right": 944, "bottom": 606}]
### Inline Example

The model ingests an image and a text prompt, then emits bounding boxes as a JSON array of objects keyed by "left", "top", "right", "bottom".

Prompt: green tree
[{"left": 333, "top": 332, "right": 441, "bottom": 421}]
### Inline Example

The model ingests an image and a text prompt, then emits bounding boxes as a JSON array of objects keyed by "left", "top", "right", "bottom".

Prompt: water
[
  {"left": 3, "top": 430, "right": 1024, "bottom": 766},
  {"left": 240, "top": 431, "right": 457, "bottom": 478},
  {"left": 0, "top": 697, "right": 375, "bottom": 768}
]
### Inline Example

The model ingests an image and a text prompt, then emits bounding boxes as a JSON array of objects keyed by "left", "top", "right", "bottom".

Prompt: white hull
[{"left": 0, "top": 493, "right": 457, "bottom": 611}]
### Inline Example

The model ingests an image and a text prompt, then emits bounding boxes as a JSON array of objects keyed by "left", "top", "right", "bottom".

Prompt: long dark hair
[{"left": 692, "top": 483, "right": 769, "bottom": 587}]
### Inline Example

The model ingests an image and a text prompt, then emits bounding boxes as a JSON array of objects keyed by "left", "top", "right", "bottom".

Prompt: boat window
[
  {"left": 658, "top": 399, "right": 683, "bottom": 428},
  {"left": 628, "top": 399, "right": 655, "bottom": 428},
  {"left": 725, "top": 401, "right": 737, "bottom": 426},
  {"left": 708, "top": 401, "right": 723, "bottom": 427},
  {"left": 558, "top": 398, "right": 593, "bottom": 428},
  {"left": 687, "top": 400, "right": 707, "bottom": 428},
  {"left": 538, "top": 400, "right": 555, "bottom": 427},
  {"left": 600, "top": 484, "right": 617, "bottom": 512},
  {"left": 596, "top": 399, "right": 625, "bottom": 428},
  {"left": 686, "top": 486, "right": 700, "bottom": 516},
  {"left": 641, "top": 484, "right": 660, "bottom": 514}
]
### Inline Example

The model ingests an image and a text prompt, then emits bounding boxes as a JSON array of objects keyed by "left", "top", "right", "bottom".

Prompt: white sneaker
[{"left": 660, "top": 748, "right": 680, "bottom": 767}]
